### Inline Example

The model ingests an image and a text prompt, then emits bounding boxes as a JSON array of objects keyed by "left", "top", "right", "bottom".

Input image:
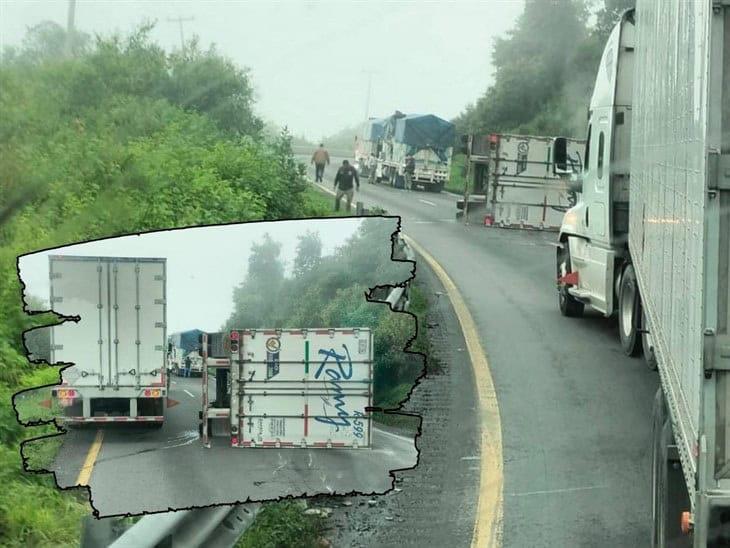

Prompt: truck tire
[
  {"left": 429, "top": 182, "right": 444, "bottom": 193},
  {"left": 618, "top": 264, "right": 643, "bottom": 356},
  {"left": 557, "top": 245, "right": 584, "bottom": 317},
  {"left": 642, "top": 307, "right": 658, "bottom": 371},
  {"left": 651, "top": 389, "right": 691, "bottom": 547}
]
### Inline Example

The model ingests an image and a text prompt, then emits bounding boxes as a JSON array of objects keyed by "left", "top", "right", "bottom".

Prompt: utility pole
[
  {"left": 167, "top": 16, "right": 195, "bottom": 53},
  {"left": 65, "top": 0, "right": 77, "bottom": 57},
  {"left": 362, "top": 70, "right": 377, "bottom": 120}
]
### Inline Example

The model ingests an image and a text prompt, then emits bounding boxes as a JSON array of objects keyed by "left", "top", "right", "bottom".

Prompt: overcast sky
[
  {"left": 18, "top": 218, "right": 371, "bottom": 333},
  {"left": 0, "top": 0, "right": 524, "bottom": 139}
]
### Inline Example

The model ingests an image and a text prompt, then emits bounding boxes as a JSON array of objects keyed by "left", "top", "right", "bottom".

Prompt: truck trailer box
[
  {"left": 224, "top": 328, "right": 373, "bottom": 448},
  {"left": 50, "top": 255, "right": 167, "bottom": 423},
  {"left": 463, "top": 133, "right": 584, "bottom": 230}
]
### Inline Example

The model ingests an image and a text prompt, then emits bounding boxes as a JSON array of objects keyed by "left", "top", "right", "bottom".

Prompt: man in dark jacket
[{"left": 333, "top": 160, "right": 360, "bottom": 212}]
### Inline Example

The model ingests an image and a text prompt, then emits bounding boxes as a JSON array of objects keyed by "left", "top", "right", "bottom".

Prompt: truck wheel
[
  {"left": 618, "top": 264, "right": 643, "bottom": 356},
  {"left": 557, "top": 245, "right": 584, "bottom": 317},
  {"left": 642, "top": 307, "right": 658, "bottom": 371},
  {"left": 652, "top": 389, "right": 691, "bottom": 547}
]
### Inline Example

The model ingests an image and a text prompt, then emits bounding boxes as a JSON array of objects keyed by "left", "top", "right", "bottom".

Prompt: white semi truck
[
  {"left": 458, "top": 133, "right": 585, "bottom": 231},
  {"left": 554, "top": 3, "right": 729, "bottom": 546},
  {"left": 49, "top": 256, "right": 168, "bottom": 425},
  {"left": 198, "top": 328, "right": 373, "bottom": 449}
]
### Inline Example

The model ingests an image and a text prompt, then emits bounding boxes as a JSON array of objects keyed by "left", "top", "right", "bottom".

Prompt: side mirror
[{"left": 552, "top": 137, "right": 572, "bottom": 175}]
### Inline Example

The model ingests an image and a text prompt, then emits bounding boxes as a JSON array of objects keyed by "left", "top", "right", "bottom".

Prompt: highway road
[
  {"left": 308, "top": 158, "right": 660, "bottom": 547},
  {"left": 49, "top": 372, "right": 418, "bottom": 516}
]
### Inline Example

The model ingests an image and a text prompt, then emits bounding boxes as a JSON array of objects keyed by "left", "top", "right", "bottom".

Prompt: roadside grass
[
  {"left": 235, "top": 501, "right": 323, "bottom": 548},
  {"left": 0, "top": 445, "right": 90, "bottom": 547},
  {"left": 301, "top": 184, "right": 358, "bottom": 218},
  {"left": 445, "top": 153, "right": 468, "bottom": 195}
]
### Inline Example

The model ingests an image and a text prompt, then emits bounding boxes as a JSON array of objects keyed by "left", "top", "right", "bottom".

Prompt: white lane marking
[
  {"left": 507, "top": 485, "right": 609, "bottom": 497},
  {"left": 171, "top": 381, "right": 177, "bottom": 385},
  {"left": 460, "top": 456, "right": 480, "bottom": 461},
  {"left": 418, "top": 199, "right": 437, "bottom": 207},
  {"left": 183, "top": 389, "right": 196, "bottom": 398}
]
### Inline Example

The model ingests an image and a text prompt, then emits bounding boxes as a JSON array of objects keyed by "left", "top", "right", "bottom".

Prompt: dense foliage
[
  {"left": 455, "top": 0, "right": 635, "bottom": 138},
  {"left": 224, "top": 218, "right": 422, "bottom": 407},
  {"left": 0, "top": 22, "right": 332, "bottom": 545}
]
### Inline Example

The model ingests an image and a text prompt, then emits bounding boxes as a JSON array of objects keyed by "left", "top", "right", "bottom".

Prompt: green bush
[
  {"left": 0, "top": 21, "right": 331, "bottom": 546},
  {"left": 235, "top": 502, "right": 322, "bottom": 548}
]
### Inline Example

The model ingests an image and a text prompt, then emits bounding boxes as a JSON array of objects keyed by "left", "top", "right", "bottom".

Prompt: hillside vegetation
[
  {"left": 0, "top": 21, "right": 332, "bottom": 545},
  {"left": 454, "top": 0, "right": 634, "bottom": 139}
]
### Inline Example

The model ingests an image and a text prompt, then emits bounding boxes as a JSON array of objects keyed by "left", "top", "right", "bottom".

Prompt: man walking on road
[
  {"left": 311, "top": 143, "right": 330, "bottom": 182},
  {"left": 183, "top": 355, "right": 191, "bottom": 378},
  {"left": 333, "top": 159, "right": 360, "bottom": 212}
]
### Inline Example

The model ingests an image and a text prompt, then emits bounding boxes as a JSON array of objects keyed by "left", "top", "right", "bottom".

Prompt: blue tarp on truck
[
  {"left": 362, "top": 118, "right": 386, "bottom": 141},
  {"left": 393, "top": 114, "right": 455, "bottom": 149},
  {"left": 170, "top": 329, "right": 204, "bottom": 353}
]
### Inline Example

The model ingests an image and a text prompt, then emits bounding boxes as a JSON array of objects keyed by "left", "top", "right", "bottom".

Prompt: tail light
[{"left": 231, "top": 436, "right": 239, "bottom": 446}]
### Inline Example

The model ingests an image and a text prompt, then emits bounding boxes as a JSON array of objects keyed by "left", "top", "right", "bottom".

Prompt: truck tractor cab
[{"left": 555, "top": 9, "right": 636, "bottom": 324}]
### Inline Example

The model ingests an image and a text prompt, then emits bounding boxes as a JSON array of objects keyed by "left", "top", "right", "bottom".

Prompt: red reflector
[
  {"left": 231, "top": 436, "right": 239, "bottom": 446},
  {"left": 558, "top": 271, "right": 579, "bottom": 286},
  {"left": 144, "top": 389, "right": 150, "bottom": 397},
  {"left": 489, "top": 134, "right": 499, "bottom": 143},
  {"left": 230, "top": 331, "right": 239, "bottom": 340},
  {"left": 484, "top": 215, "right": 494, "bottom": 226}
]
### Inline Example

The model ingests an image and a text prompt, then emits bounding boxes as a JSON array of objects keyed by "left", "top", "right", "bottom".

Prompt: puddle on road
[{"left": 163, "top": 429, "right": 200, "bottom": 449}]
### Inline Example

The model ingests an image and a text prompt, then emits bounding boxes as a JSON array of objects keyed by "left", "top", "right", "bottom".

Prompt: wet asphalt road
[
  {"left": 311, "top": 157, "right": 660, "bottom": 547},
  {"left": 49, "top": 371, "right": 418, "bottom": 516}
]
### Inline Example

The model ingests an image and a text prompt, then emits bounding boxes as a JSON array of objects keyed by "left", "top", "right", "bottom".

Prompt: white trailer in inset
[
  {"left": 553, "top": 4, "right": 729, "bottom": 545},
  {"left": 200, "top": 328, "right": 373, "bottom": 449},
  {"left": 49, "top": 255, "right": 168, "bottom": 425}
]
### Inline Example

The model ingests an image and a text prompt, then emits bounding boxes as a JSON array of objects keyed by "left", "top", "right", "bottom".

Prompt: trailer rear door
[{"left": 230, "top": 328, "right": 373, "bottom": 448}]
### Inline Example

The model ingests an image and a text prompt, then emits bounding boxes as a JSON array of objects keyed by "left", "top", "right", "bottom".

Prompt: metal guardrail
[
  {"left": 384, "top": 234, "right": 415, "bottom": 312},
  {"left": 83, "top": 503, "right": 261, "bottom": 548}
]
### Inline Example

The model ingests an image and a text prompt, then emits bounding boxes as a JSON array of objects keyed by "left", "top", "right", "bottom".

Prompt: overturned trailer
[
  {"left": 199, "top": 328, "right": 374, "bottom": 449},
  {"left": 457, "top": 133, "right": 585, "bottom": 230}
]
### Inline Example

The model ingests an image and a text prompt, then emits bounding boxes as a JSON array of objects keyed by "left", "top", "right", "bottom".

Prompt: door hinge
[
  {"left": 708, "top": 150, "right": 730, "bottom": 192},
  {"left": 704, "top": 330, "right": 730, "bottom": 372}
]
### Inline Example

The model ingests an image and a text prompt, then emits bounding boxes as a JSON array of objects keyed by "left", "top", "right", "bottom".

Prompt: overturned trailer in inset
[{"left": 199, "top": 328, "right": 374, "bottom": 449}]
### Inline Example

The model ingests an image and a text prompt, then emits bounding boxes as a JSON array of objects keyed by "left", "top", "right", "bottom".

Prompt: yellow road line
[
  {"left": 76, "top": 429, "right": 104, "bottom": 486},
  {"left": 313, "top": 181, "right": 504, "bottom": 543},
  {"left": 403, "top": 235, "right": 504, "bottom": 548}
]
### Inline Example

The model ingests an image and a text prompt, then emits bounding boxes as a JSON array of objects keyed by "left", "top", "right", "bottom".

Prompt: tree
[
  {"left": 166, "top": 38, "right": 262, "bottom": 138},
  {"left": 293, "top": 230, "right": 323, "bottom": 279},
  {"left": 453, "top": 0, "right": 636, "bottom": 138},
  {"left": 1, "top": 21, "right": 90, "bottom": 64}
]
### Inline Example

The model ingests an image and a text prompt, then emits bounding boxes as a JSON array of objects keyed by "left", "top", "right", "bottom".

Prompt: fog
[
  {"left": 0, "top": 0, "right": 524, "bottom": 139},
  {"left": 18, "top": 219, "right": 364, "bottom": 333}
]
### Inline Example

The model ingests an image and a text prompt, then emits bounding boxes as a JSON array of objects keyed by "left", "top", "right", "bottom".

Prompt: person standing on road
[
  {"left": 184, "top": 355, "right": 191, "bottom": 378},
  {"left": 404, "top": 155, "right": 416, "bottom": 190},
  {"left": 333, "top": 159, "right": 360, "bottom": 212},
  {"left": 311, "top": 144, "right": 330, "bottom": 182}
]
